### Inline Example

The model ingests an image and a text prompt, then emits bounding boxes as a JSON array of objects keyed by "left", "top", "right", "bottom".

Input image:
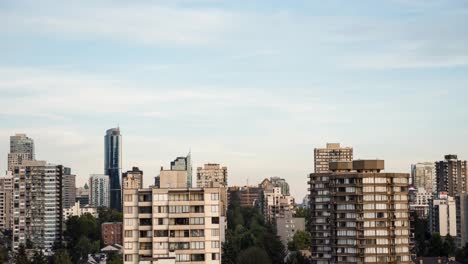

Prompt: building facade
[
  {"left": 76, "top": 184, "right": 90, "bottom": 205},
  {"left": 429, "top": 193, "right": 457, "bottom": 237},
  {"left": 102, "top": 222, "right": 123, "bottom": 246},
  {"left": 123, "top": 167, "right": 143, "bottom": 190},
  {"left": 409, "top": 187, "right": 432, "bottom": 219},
  {"left": 89, "top": 174, "right": 110, "bottom": 207},
  {"left": 411, "top": 162, "right": 436, "bottom": 193},
  {"left": 263, "top": 187, "right": 295, "bottom": 224},
  {"left": 436, "top": 155, "right": 468, "bottom": 197},
  {"left": 8, "top": 133, "right": 35, "bottom": 172},
  {"left": 0, "top": 172, "right": 13, "bottom": 230},
  {"left": 171, "top": 153, "right": 192, "bottom": 188},
  {"left": 63, "top": 201, "right": 99, "bottom": 220},
  {"left": 122, "top": 167, "right": 227, "bottom": 264},
  {"left": 276, "top": 210, "right": 305, "bottom": 247},
  {"left": 62, "top": 170, "right": 76, "bottom": 209},
  {"left": 314, "top": 143, "right": 353, "bottom": 173},
  {"left": 456, "top": 194, "right": 468, "bottom": 248},
  {"left": 105, "top": 127, "right": 122, "bottom": 212},
  {"left": 308, "top": 160, "right": 411, "bottom": 264},
  {"left": 196, "top": 164, "right": 228, "bottom": 188},
  {"left": 12, "top": 161, "right": 63, "bottom": 251},
  {"left": 227, "top": 186, "right": 263, "bottom": 209}
]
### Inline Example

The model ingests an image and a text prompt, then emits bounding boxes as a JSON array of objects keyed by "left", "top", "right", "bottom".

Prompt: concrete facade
[
  {"left": 0, "top": 172, "right": 13, "bottom": 230},
  {"left": 196, "top": 164, "right": 227, "bottom": 188},
  {"left": 276, "top": 212, "right": 305, "bottom": 247},
  {"left": 89, "top": 174, "right": 110, "bottom": 207},
  {"left": 314, "top": 143, "right": 353, "bottom": 173},
  {"left": 429, "top": 194, "right": 457, "bottom": 237},
  {"left": 436, "top": 155, "right": 468, "bottom": 197},
  {"left": 308, "top": 160, "right": 412, "bottom": 264},
  {"left": 411, "top": 162, "right": 436, "bottom": 193},
  {"left": 62, "top": 172, "right": 76, "bottom": 209}
]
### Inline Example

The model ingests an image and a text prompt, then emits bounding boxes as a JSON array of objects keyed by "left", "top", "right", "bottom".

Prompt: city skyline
[{"left": 1, "top": 0, "right": 468, "bottom": 201}]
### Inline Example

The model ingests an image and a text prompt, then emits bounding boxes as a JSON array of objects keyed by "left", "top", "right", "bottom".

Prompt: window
[
  {"left": 212, "top": 241, "right": 220, "bottom": 248},
  {"left": 176, "top": 254, "right": 190, "bottom": 262},
  {"left": 125, "top": 219, "right": 133, "bottom": 226},
  {"left": 191, "top": 254, "right": 205, "bottom": 261},
  {"left": 190, "top": 241, "right": 205, "bottom": 249},
  {"left": 124, "top": 255, "right": 133, "bottom": 261},
  {"left": 190, "top": 217, "right": 204, "bottom": 225},
  {"left": 211, "top": 193, "right": 219, "bottom": 200},
  {"left": 124, "top": 242, "right": 133, "bottom": 249},
  {"left": 124, "top": 206, "right": 133, "bottom": 214},
  {"left": 124, "top": 230, "right": 133, "bottom": 237},
  {"left": 212, "top": 229, "right": 220, "bottom": 236},
  {"left": 154, "top": 230, "right": 169, "bottom": 237},
  {"left": 211, "top": 205, "right": 219, "bottom": 213},
  {"left": 154, "top": 194, "right": 168, "bottom": 201},
  {"left": 211, "top": 217, "right": 219, "bottom": 224},
  {"left": 212, "top": 253, "right": 220, "bottom": 260},
  {"left": 124, "top": 194, "right": 133, "bottom": 202},
  {"left": 191, "top": 229, "right": 205, "bottom": 237}
]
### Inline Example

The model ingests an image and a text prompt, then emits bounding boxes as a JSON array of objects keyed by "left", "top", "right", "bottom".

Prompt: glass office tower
[{"left": 105, "top": 127, "right": 122, "bottom": 211}]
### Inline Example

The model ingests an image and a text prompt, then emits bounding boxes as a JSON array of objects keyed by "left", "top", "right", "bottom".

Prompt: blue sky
[{"left": 1, "top": 0, "right": 468, "bottom": 200}]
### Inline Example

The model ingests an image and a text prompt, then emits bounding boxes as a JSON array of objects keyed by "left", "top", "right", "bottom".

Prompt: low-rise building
[
  {"left": 101, "top": 222, "right": 123, "bottom": 246},
  {"left": 63, "top": 201, "right": 99, "bottom": 220},
  {"left": 276, "top": 210, "right": 305, "bottom": 247}
]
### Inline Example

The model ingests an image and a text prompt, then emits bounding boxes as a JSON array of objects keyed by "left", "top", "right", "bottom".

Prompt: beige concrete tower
[{"left": 314, "top": 143, "right": 353, "bottom": 173}]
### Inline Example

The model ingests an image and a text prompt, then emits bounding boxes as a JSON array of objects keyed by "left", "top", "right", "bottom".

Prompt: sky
[{"left": 1, "top": 0, "right": 468, "bottom": 201}]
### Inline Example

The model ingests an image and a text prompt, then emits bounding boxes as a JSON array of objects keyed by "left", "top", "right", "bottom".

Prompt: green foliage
[
  {"left": 428, "top": 233, "right": 444, "bottom": 257},
  {"left": 107, "top": 252, "right": 123, "bottom": 264},
  {"left": 287, "top": 251, "right": 312, "bottom": 264},
  {"left": 14, "top": 244, "right": 30, "bottom": 264},
  {"left": 455, "top": 246, "right": 468, "bottom": 264},
  {"left": 31, "top": 250, "right": 48, "bottom": 264},
  {"left": 222, "top": 192, "right": 286, "bottom": 263},
  {"left": 52, "top": 249, "right": 73, "bottom": 264},
  {"left": 0, "top": 242, "right": 9, "bottom": 263},
  {"left": 236, "top": 247, "right": 271, "bottom": 264},
  {"left": 414, "top": 216, "right": 429, "bottom": 256},
  {"left": 443, "top": 234, "right": 456, "bottom": 257},
  {"left": 288, "top": 231, "right": 311, "bottom": 251}
]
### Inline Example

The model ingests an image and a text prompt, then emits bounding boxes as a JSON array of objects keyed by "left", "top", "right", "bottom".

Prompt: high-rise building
[
  {"left": 89, "top": 174, "right": 110, "bottom": 207},
  {"left": 456, "top": 194, "right": 468, "bottom": 248},
  {"left": 0, "top": 172, "right": 13, "bottom": 230},
  {"left": 12, "top": 160, "right": 63, "bottom": 251},
  {"left": 259, "top": 176, "right": 290, "bottom": 195},
  {"left": 76, "top": 183, "right": 90, "bottom": 205},
  {"left": 227, "top": 186, "right": 263, "bottom": 209},
  {"left": 263, "top": 186, "right": 295, "bottom": 224},
  {"left": 276, "top": 210, "right": 305, "bottom": 247},
  {"left": 62, "top": 168, "right": 76, "bottom": 209},
  {"left": 314, "top": 143, "right": 353, "bottom": 173},
  {"left": 308, "top": 160, "right": 411, "bottom": 264},
  {"left": 171, "top": 153, "right": 192, "bottom": 187},
  {"left": 409, "top": 187, "right": 432, "bottom": 219},
  {"left": 122, "top": 167, "right": 143, "bottom": 190},
  {"left": 196, "top": 163, "right": 228, "bottom": 188},
  {"left": 122, "top": 166, "right": 227, "bottom": 264},
  {"left": 436, "top": 155, "right": 468, "bottom": 196},
  {"left": 8, "top": 133, "right": 35, "bottom": 172},
  {"left": 105, "top": 127, "right": 122, "bottom": 211},
  {"left": 429, "top": 193, "right": 457, "bottom": 237},
  {"left": 411, "top": 162, "right": 436, "bottom": 193}
]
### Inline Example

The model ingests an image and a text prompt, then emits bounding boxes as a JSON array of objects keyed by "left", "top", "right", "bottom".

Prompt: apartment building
[
  {"left": 409, "top": 187, "right": 432, "bottom": 219},
  {"left": 308, "top": 160, "right": 411, "bottom": 264},
  {"left": 436, "top": 155, "right": 468, "bottom": 196},
  {"left": 411, "top": 162, "right": 436, "bottom": 193},
  {"left": 263, "top": 186, "right": 295, "bottom": 224},
  {"left": 12, "top": 160, "right": 63, "bottom": 251},
  {"left": 89, "top": 174, "right": 110, "bottom": 207},
  {"left": 171, "top": 153, "right": 192, "bottom": 188},
  {"left": 8, "top": 133, "right": 35, "bottom": 172},
  {"left": 62, "top": 171, "right": 76, "bottom": 209},
  {"left": 0, "top": 172, "right": 13, "bottom": 230},
  {"left": 314, "top": 143, "right": 353, "bottom": 173},
  {"left": 123, "top": 166, "right": 227, "bottom": 264},
  {"left": 276, "top": 210, "right": 305, "bottom": 247},
  {"left": 456, "top": 194, "right": 468, "bottom": 248},
  {"left": 227, "top": 186, "right": 263, "bottom": 209},
  {"left": 63, "top": 201, "right": 99, "bottom": 220},
  {"left": 259, "top": 176, "right": 290, "bottom": 195},
  {"left": 196, "top": 164, "right": 227, "bottom": 188},
  {"left": 102, "top": 222, "right": 123, "bottom": 246},
  {"left": 429, "top": 193, "right": 457, "bottom": 237}
]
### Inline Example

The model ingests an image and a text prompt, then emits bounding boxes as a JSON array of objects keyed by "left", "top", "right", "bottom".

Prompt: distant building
[
  {"left": 76, "top": 184, "right": 90, "bottom": 205},
  {"left": 436, "top": 155, "right": 468, "bottom": 196},
  {"left": 170, "top": 153, "right": 192, "bottom": 187},
  {"left": 12, "top": 160, "right": 64, "bottom": 251},
  {"left": 412, "top": 162, "right": 436, "bottom": 193},
  {"left": 159, "top": 168, "right": 188, "bottom": 188},
  {"left": 259, "top": 176, "right": 290, "bottom": 195},
  {"left": 62, "top": 169, "right": 76, "bottom": 209},
  {"left": 63, "top": 201, "right": 99, "bottom": 220},
  {"left": 154, "top": 175, "right": 160, "bottom": 188},
  {"left": 276, "top": 210, "right": 305, "bottom": 247},
  {"left": 0, "top": 172, "right": 13, "bottom": 230},
  {"left": 308, "top": 160, "right": 412, "bottom": 263},
  {"left": 8, "top": 133, "right": 35, "bottom": 172},
  {"left": 197, "top": 163, "right": 228, "bottom": 188},
  {"left": 263, "top": 187, "right": 295, "bottom": 224},
  {"left": 89, "top": 174, "right": 110, "bottom": 207},
  {"left": 409, "top": 187, "right": 432, "bottom": 219},
  {"left": 105, "top": 127, "right": 122, "bottom": 212},
  {"left": 122, "top": 167, "right": 143, "bottom": 190},
  {"left": 429, "top": 193, "right": 457, "bottom": 237},
  {"left": 101, "top": 222, "right": 123, "bottom": 246},
  {"left": 314, "top": 143, "right": 353, "bottom": 173},
  {"left": 227, "top": 186, "right": 263, "bottom": 208},
  {"left": 456, "top": 194, "right": 468, "bottom": 248}
]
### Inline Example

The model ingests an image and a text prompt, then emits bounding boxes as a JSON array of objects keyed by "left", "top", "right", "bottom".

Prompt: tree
[
  {"left": 236, "top": 247, "right": 271, "bottom": 264},
  {"left": 428, "top": 233, "right": 444, "bottom": 257},
  {"left": 288, "top": 231, "right": 311, "bottom": 251},
  {"left": 52, "top": 249, "right": 72, "bottom": 264},
  {"left": 443, "top": 235, "right": 456, "bottom": 257},
  {"left": 14, "top": 244, "right": 30, "bottom": 264},
  {"left": 107, "top": 252, "right": 123, "bottom": 264},
  {"left": 31, "top": 250, "right": 48, "bottom": 264},
  {"left": 0, "top": 243, "right": 9, "bottom": 263}
]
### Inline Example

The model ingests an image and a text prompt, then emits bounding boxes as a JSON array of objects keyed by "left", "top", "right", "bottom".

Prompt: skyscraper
[
  {"left": 170, "top": 152, "right": 192, "bottom": 187},
  {"left": 62, "top": 167, "right": 76, "bottom": 209},
  {"left": 196, "top": 163, "right": 228, "bottom": 188},
  {"left": 314, "top": 143, "right": 353, "bottom": 173},
  {"left": 12, "top": 161, "right": 63, "bottom": 251},
  {"left": 105, "top": 127, "right": 122, "bottom": 211},
  {"left": 0, "top": 172, "right": 13, "bottom": 231},
  {"left": 8, "top": 133, "right": 35, "bottom": 172},
  {"left": 411, "top": 162, "right": 436, "bottom": 193},
  {"left": 89, "top": 174, "right": 110, "bottom": 207},
  {"left": 308, "top": 160, "right": 411, "bottom": 263},
  {"left": 436, "top": 155, "right": 468, "bottom": 196}
]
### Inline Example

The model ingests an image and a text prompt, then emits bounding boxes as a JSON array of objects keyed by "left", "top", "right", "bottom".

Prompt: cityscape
[
  {"left": 0, "top": 131, "right": 467, "bottom": 263},
  {"left": 2, "top": 1, "right": 468, "bottom": 264}
]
